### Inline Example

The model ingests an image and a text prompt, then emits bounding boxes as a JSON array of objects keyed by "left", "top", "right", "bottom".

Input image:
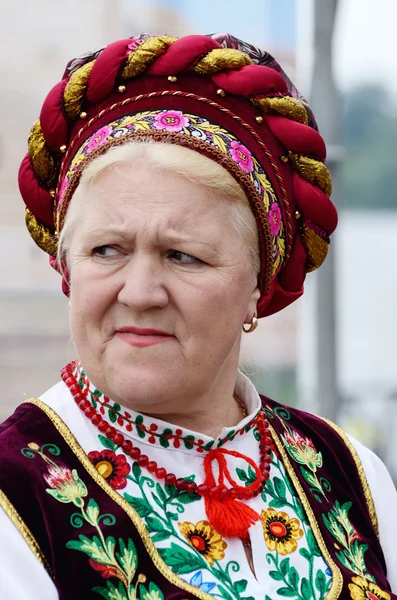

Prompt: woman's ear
[{"left": 245, "top": 285, "right": 261, "bottom": 324}]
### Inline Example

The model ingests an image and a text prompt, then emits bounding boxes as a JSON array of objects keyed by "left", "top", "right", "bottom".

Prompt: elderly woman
[{"left": 0, "top": 33, "right": 396, "bottom": 600}]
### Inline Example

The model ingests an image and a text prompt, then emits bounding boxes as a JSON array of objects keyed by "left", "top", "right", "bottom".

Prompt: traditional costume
[{"left": 1, "top": 33, "right": 396, "bottom": 600}]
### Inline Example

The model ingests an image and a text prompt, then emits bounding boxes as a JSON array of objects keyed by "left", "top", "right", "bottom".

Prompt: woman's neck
[{"left": 142, "top": 394, "right": 245, "bottom": 438}]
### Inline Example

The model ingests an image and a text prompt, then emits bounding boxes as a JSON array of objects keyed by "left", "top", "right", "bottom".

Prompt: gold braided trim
[
  {"left": 302, "top": 224, "right": 328, "bottom": 272},
  {"left": 318, "top": 417, "right": 379, "bottom": 539},
  {"left": 0, "top": 488, "right": 54, "bottom": 579},
  {"left": 26, "top": 398, "right": 213, "bottom": 600},
  {"left": 289, "top": 152, "right": 332, "bottom": 196},
  {"left": 64, "top": 60, "right": 95, "bottom": 120},
  {"left": 252, "top": 96, "right": 308, "bottom": 125},
  {"left": 268, "top": 423, "right": 343, "bottom": 599},
  {"left": 25, "top": 209, "right": 58, "bottom": 256},
  {"left": 192, "top": 48, "right": 252, "bottom": 75},
  {"left": 121, "top": 35, "right": 177, "bottom": 79},
  {"left": 28, "top": 119, "right": 57, "bottom": 186}
]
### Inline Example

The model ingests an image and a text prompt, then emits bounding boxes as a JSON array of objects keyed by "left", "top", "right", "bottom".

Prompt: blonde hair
[{"left": 59, "top": 140, "right": 260, "bottom": 274}]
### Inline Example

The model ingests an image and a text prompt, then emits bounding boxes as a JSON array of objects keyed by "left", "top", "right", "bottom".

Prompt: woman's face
[{"left": 68, "top": 161, "right": 260, "bottom": 414}]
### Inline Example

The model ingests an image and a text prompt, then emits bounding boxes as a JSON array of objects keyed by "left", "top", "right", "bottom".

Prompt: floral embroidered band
[{"left": 58, "top": 109, "right": 286, "bottom": 276}]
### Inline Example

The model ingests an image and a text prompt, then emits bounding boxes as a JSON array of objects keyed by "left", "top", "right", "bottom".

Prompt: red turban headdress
[{"left": 18, "top": 33, "right": 337, "bottom": 317}]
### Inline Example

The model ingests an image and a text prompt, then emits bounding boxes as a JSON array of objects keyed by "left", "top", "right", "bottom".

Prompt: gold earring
[{"left": 242, "top": 311, "right": 258, "bottom": 333}]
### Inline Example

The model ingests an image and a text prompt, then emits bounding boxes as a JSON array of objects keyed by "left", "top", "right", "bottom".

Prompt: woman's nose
[{"left": 117, "top": 254, "right": 169, "bottom": 310}]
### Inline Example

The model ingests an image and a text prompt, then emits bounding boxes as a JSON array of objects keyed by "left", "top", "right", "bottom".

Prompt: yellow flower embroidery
[
  {"left": 349, "top": 577, "right": 391, "bottom": 600},
  {"left": 178, "top": 520, "right": 227, "bottom": 565},
  {"left": 261, "top": 508, "right": 303, "bottom": 555}
]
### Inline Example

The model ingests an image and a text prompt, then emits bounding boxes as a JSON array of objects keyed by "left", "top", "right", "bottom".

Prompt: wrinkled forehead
[{"left": 73, "top": 161, "right": 238, "bottom": 238}]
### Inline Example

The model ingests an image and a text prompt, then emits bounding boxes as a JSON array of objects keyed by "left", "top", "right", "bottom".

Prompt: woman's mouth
[{"left": 116, "top": 326, "right": 173, "bottom": 348}]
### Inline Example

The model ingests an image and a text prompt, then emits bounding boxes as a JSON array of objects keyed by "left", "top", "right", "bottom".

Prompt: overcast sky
[{"left": 169, "top": 0, "right": 397, "bottom": 102}]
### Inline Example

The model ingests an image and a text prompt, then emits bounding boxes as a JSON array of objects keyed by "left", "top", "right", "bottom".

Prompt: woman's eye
[
  {"left": 92, "top": 245, "right": 119, "bottom": 258},
  {"left": 169, "top": 250, "right": 201, "bottom": 265}
]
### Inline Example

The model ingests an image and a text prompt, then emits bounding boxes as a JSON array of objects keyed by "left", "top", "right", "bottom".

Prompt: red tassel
[
  {"left": 204, "top": 495, "right": 260, "bottom": 539},
  {"left": 202, "top": 447, "right": 262, "bottom": 539}
]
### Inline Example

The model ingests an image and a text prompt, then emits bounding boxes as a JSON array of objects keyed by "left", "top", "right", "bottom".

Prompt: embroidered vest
[{"left": 0, "top": 397, "right": 394, "bottom": 600}]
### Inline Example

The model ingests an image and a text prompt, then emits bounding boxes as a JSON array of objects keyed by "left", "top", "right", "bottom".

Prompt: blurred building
[{"left": 0, "top": 0, "right": 121, "bottom": 418}]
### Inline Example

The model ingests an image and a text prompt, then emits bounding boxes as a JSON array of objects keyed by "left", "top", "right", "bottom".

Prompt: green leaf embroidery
[
  {"left": 234, "top": 579, "right": 247, "bottom": 594},
  {"left": 236, "top": 468, "right": 248, "bottom": 482},
  {"left": 151, "top": 531, "right": 172, "bottom": 543},
  {"left": 132, "top": 462, "right": 142, "bottom": 481},
  {"left": 159, "top": 428, "right": 173, "bottom": 449},
  {"left": 139, "top": 581, "right": 165, "bottom": 600},
  {"left": 158, "top": 543, "right": 206, "bottom": 574},
  {"left": 146, "top": 516, "right": 165, "bottom": 533},
  {"left": 98, "top": 435, "right": 117, "bottom": 451},
  {"left": 315, "top": 569, "right": 327, "bottom": 596},
  {"left": 274, "top": 477, "right": 287, "bottom": 500},
  {"left": 108, "top": 410, "right": 117, "bottom": 424},
  {"left": 288, "top": 567, "right": 299, "bottom": 590},
  {"left": 116, "top": 538, "right": 137, "bottom": 580},
  {"left": 306, "top": 530, "right": 321, "bottom": 557},
  {"left": 269, "top": 570, "right": 284, "bottom": 581},
  {"left": 159, "top": 437, "right": 170, "bottom": 449},
  {"left": 183, "top": 434, "right": 195, "bottom": 450},
  {"left": 299, "top": 548, "right": 312, "bottom": 561},
  {"left": 300, "top": 577, "right": 312, "bottom": 600},
  {"left": 265, "top": 479, "right": 275, "bottom": 495},
  {"left": 176, "top": 492, "right": 201, "bottom": 504},
  {"left": 124, "top": 494, "right": 152, "bottom": 518},
  {"left": 166, "top": 511, "right": 179, "bottom": 521},
  {"left": 218, "top": 585, "right": 234, "bottom": 600},
  {"left": 279, "top": 557, "right": 290, "bottom": 577},
  {"left": 155, "top": 484, "right": 167, "bottom": 504},
  {"left": 85, "top": 498, "right": 100, "bottom": 526},
  {"left": 269, "top": 498, "right": 287, "bottom": 509},
  {"left": 294, "top": 498, "right": 309, "bottom": 526},
  {"left": 277, "top": 587, "right": 297, "bottom": 597}
]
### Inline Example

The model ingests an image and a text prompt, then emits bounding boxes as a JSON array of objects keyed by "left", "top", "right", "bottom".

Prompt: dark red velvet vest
[{"left": 0, "top": 397, "right": 394, "bottom": 600}]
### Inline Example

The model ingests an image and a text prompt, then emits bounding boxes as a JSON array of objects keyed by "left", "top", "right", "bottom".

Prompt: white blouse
[{"left": 0, "top": 372, "right": 396, "bottom": 599}]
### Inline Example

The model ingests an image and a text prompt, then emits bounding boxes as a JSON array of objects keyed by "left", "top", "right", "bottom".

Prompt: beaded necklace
[{"left": 61, "top": 361, "right": 272, "bottom": 539}]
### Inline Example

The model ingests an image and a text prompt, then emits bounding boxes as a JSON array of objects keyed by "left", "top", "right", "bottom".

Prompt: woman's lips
[{"left": 116, "top": 327, "right": 173, "bottom": 348}]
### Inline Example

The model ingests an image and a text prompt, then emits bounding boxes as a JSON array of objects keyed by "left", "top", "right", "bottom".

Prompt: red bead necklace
[{"left": 61, "top": 362, "right": 272, "bottom": 505}]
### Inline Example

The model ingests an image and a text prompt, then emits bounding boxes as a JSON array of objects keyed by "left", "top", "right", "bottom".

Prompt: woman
[{"left": 1, "top": 33, "right": 396, "bottom": 600}]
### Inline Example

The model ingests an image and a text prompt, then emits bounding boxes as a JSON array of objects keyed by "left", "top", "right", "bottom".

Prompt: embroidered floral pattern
[
  {"left": 229, "top": 140, "right": 254, "bottom": 173},
  {"left": 349, "top": 577, "right": 391, "bottom": 600},
  {"left": 178, "top": 520, "right": 227, "bottom": 565},
  {"left": 154, "top": 110, "right": 189, "bottom": 132},
  {"left": 88, "top": 449, "right": 131, "bottom": 490},
  {"left": 269, "top": 203, "right": 282, "bottom": 236},
  {"left": 261, "top": 508, "right": 303, "bottom": 555},
  {"left": 87, "top": 125, "right": 113, "bottom": 152},
  {"left": 21, "top": 442, "right": 164, "bottom": 600},
  {"left": 189, "top": 571, "right": 216, "bottom": 593},
  {"left": 323, "top": 501, "right": 374, "bottom": 581},
  {"left": 264, "top": 405, "right": 331, "bottom": 502},
  {"left": 45, "top": 465, "right": 88, "bottom": 506},
  {"left": 60, "top": 110, "right": 285, "bottom": 276},
  {"left": 74, "top": 363, "right": 259, "bottom": 452}
]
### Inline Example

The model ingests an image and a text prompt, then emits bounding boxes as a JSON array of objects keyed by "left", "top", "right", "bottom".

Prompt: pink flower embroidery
[
  {"left": 44, "top": 465, "right": 88, "bottom": 505},
  {"left": 269, "top": 203, "right": 282, "bottom": 236},
  {"left": 87, "top": 126, "right": 113, "bottom": 153},
  {"left": 154, "top": 110, "right": 189, "bottom": 132},
  {"left": 230, "top": 141, "right": 254, "bottom": 173}
]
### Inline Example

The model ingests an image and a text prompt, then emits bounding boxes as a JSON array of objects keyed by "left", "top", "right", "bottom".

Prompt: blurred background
[{"left": 1, "top": 0, "right": 396, "bottom": 477}]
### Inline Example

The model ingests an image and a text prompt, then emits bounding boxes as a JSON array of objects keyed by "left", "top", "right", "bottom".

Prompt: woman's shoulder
[{"left": 0, "top": 382, "right": 68, "bottom": 465}]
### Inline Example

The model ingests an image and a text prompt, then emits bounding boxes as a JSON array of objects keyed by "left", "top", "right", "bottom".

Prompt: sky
[{"left": 150, "top": 0, "right": 397, "bottom": 102}]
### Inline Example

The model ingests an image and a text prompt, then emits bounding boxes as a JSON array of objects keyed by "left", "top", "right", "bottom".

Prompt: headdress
[{"left": 19, "top": 33, "right": 337, "bottom": 316}]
